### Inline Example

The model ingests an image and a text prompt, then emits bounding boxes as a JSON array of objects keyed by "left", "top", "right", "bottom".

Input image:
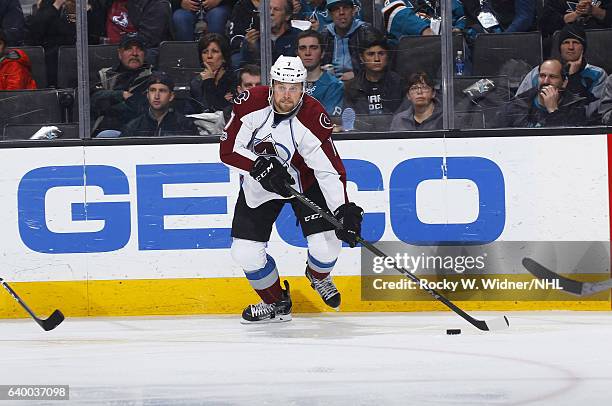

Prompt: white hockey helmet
[{"left": 270, "top": 56, "right": 307, "bottom": 84}]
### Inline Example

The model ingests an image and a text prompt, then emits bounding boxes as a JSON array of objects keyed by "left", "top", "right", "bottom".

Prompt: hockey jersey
[{"left": 220, "top": 86, "right": 348, "bottom": 211}]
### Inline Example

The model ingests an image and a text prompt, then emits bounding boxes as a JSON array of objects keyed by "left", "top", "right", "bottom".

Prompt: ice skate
[
  {"left": 305, "top": 267, "right": 341, "bottom": 310},
  {"left": 241, "top": 280, "right": 292, "bottom": 324}
]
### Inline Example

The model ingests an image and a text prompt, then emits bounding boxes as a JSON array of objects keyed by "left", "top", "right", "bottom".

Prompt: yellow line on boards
[{"left": 0, "top": 276, "right": 609, "bottom": 318}]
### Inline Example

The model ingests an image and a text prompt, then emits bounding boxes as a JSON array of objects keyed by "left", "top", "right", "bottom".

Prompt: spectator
[
  {"left": 171, "top": 0, "right": 234, "bottom": 40},
  {"left": 121, "top": 71, "right": 198, "bottom": 136},
  {"left": 125, "top": 0, "right": 172, "bottom": 50},
  {"left": 462, "top": 0, "right": 535, "bottom": 39},
  {"left": 0, "top": 29, "right": 37, "bottom": 90},
  {"left": 297, "top": 0, "right": 362, "bottom": 32},
  {"left": 227, "top": 0, "right": 260, "bottom": 68},
  {"left": 320, "top": 0, "right": 379, "bottom": 81},
  {"left": 599, "top": 74, "right": 612, "bottom": 124},
  {"left": 540, "top": 0, "right": 612, "bottom": 39},
  {"left": 516, "top": 24, "right": 607, "bottom": 119},
  {"left": 382, "top": 0, "right": 465, "bottom": 43},
  {"left": 240, "top": 0, "right": 300, "bottom": 65},
  {"left": 101, "top": 0, "right": 172, "bottom": 49},
  {"left": 104, "top": 0, "right": 137, "bottom": 44},
  {"left": 296, "top": 29, "right": 343, "bottom": 115},
  {"left": 390, "top": 71, "right": 442, "bottom": 130},
  {"left": 236, "top": 64, "right": 262, "bottom": 93},
  {"left": 91, "top": 34, "right": 152, "bottom": 136},
  {"left": 190, "top": 33, "right": 235, "bottom": 112},
  {"left": 495, "top": 59, "right": 588, "bottom": 128},
  {"left": 26, "top": 0, "right": 106, "bottom": 86},
  {"left": 0, "top": 0, "right": 25, "bottom": 46},
  {"left": 343, "top": 34, "right": 404, "bottom": 114}
]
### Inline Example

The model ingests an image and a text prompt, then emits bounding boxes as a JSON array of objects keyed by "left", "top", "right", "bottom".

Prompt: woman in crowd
[{"left": 190, "top": 32, "right": 235, "bottom": 112}]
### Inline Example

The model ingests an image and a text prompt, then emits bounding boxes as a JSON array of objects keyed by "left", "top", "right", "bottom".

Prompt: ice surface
[{"left": 1, "top": 312, "right": 611, "bottom": 405}]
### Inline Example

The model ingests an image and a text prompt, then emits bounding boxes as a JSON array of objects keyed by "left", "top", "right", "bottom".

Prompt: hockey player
[{"left": 220, "top": 55, "right": 363, "bottom": 324}]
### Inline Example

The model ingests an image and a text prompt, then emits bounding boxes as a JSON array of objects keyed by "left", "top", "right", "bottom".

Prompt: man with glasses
[
  {"left": 220, "top": 55, "right": 363, "bottom": 324},
  {"left": 343, "top": 34, "right": 404, "bottom": 115},
  {"left": 391, "top": 71, "right": 442, "bottom": 130}
]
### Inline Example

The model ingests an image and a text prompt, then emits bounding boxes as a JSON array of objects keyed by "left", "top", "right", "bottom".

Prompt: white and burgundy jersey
[{"left": 220, "top": 86, "right": 348, "bottom": 211}]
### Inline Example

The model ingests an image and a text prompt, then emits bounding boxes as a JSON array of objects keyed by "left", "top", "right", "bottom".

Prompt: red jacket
[{"left": 0, "top": 49, "right": 37, "bottom": 90}]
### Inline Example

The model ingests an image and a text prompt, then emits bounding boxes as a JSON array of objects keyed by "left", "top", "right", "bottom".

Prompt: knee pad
[
  {"left": 231, "top": 239, "right": 267, "bottom": 271},
  {"left": 306, "top": 231, "right": 342, "bottom": 265}
]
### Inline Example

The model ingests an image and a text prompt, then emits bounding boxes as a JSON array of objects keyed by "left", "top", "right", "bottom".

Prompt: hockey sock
[
  {"left": 244, "top": 255, "right": 283, "bottom": 304},
  {"left": 307, "top": 252, "right": 337, "bottom": 280}
]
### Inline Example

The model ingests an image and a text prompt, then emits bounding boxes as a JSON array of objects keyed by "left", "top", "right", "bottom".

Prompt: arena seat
[
  {"left": 453, "top": 75, "right": 511, "bottom": 129},
  {"left": 394, "top": 33, "right": 465, "bottom": 80},
  {"left": 158, "top": 41, "right": 201, "bottom": 87},
  {"left": 57, "top": 45, "right": 118, "bottom": 89},
  {"left": 472, "top": 32, "right": 543, "bottom": 83},
  {"left": 0, "top": 88, "right": 76, "bottom": 130},
  {"left": 2, "top": 122, "right": 79, "bottom": 140}
]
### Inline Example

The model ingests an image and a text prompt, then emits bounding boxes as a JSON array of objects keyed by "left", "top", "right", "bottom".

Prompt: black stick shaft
[
  {"left": 285, "top": 186, "right": 502, "bottom": 331},
  {"left": 0, "top": 278, "right": 40, "bottom": 321}
]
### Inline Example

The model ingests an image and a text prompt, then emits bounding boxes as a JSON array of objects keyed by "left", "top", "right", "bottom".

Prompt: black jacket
[
  {"left": 189, "top": 70, "right": 235, "bottom": 112},
  {"left": 121, "top": 108, "right": 198, "bottom": 137},
  {"left": 26, "top": 0, "right": 106, "bottom": 48},
  {"left": 227, "top": 0, "right": 259, "bottom": 54},
  {"left": 0, "top": 0, "right": 25, "bottom": 45},
  {"left": 463, "top": 0, "right": 535, "bottom": 32},
  {"left": 90, "top": 64, "right": 153, "bottom": 133},
  {"left": 539, "top": 0, "right": 612, "bottom": 37},
  {"left": 240, "top": 26, "right": 300, "bottom": 65},
  {"left": 344, "top": 70, "right": 405, "bottom": 115},
  {"left": 127, "top": 0, "right": 172, "bottom": 48},
  {"left": 494, "top": 87, "right": 588, "bottom": 128}
]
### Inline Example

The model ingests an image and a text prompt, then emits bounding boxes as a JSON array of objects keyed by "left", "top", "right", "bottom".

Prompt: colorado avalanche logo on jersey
[
  {"left": 233, "top": 90, "right": 250, "bottom": 105},
  {"left": 319, "top": 113, "right": 333, "bottom": 129},
  {"left": 252, "top": 134, "right": 291, "bottom": 164}
]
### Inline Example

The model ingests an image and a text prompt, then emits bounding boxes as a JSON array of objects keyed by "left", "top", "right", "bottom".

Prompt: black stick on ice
[
  {"left": 284, "top": 184, "right": 509, "bottom": 332},
  {"left": 522, "top": 257, "right": 612, "bottom": 297},
  {"left": 0, "top": 277, "right": 65, "bottom": 331}
]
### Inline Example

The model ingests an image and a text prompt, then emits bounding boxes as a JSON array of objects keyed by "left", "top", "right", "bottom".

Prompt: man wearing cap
[
  {"left": 496, "top": 59, "right": 588, "bottom": 128},
  {"left": 320, "top": 0, "right": 379, "bottom": 81},
  {"left": 120, "top": 71, "right": 198, "bottom": 136},
  {"left": 516, "top": 23, "right": 607, "bottom": 120},
  {"left": 91, "top": 34, "right": 153, "bottom": 136}
]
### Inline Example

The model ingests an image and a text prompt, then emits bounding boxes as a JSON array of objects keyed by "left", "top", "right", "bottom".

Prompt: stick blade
[
  {"left": 40, "top": 309, "right": 65, "bottom": 331},
  {"left": 483, "top": 316, "right": 510, "bottom": 331},
  {"left": 522, "top": 257, "right": 584, "bottom": 295}
]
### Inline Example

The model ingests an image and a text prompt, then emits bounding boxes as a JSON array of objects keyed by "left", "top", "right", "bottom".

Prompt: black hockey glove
[
  {"left": 250, "top": 156, "right": 295, "bottom": 198},
  {"left": 333, "top": 202, "right": 364, "bottom": 248}
]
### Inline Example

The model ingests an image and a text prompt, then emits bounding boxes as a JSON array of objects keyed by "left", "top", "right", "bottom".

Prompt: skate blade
[{"left": 240, "top": 314, "right": 292, "bottom": 324}]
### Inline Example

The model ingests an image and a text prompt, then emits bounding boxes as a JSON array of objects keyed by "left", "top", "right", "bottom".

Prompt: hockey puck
[{"left": 446, "top": 329, "right": 461, "bottom": 335}]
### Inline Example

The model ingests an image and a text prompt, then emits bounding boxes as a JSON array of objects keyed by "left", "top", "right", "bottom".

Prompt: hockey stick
[
  {"left": 0, "top": 277, "right": 65, "bottom": 331},
  {"left": 522, "top": 257, "right": 612, "bottom": 297},
  {"left": 285, "top": 185, "right": 509, "bottom": 332}
]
